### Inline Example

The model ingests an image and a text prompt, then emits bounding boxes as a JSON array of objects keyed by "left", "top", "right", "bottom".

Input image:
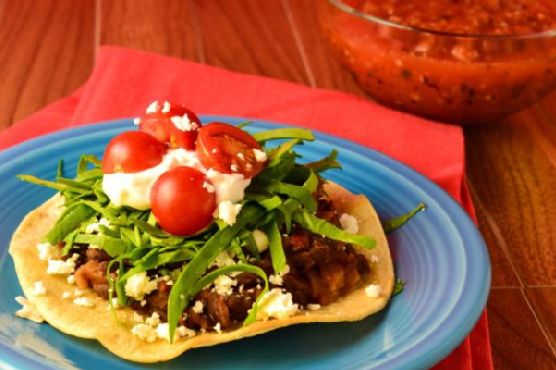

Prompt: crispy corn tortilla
[{"left": 9, "top": 182, "right": 394, "bottom": 363}]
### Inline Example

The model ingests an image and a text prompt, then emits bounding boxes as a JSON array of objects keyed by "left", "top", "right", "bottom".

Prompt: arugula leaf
[
  {"left": 292, "top": 210, "right": 376, "bottom": 249},
  {"left": 383, "top": 203, "right": 426, "bottom": 234},
  {"left": 252, "top": 128, "right": 314, "bottom": 143},
  {"left": 267, "top": 182, "right": 316, "bottom": 212},
  {"left": 393, "top": 278, "right": 405, "bottom": 296},
  {"left": 305, "top": 149, "right": 342, "bottom": 173},
  {"left": 266, "top": 222, "right": 286, "bottom": 274},
  {"left": 46, "top": 204, "right": 96, "bottom": 245}
]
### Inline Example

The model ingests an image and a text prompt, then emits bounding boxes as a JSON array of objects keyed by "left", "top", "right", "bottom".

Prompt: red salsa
[{"left": 319, "top": 0, "right": 556, "bottom": 123}]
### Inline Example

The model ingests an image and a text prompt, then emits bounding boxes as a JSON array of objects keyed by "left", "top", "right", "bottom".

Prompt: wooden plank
[
  {"left": 192, "top": 0, "right": 308, "bottom": 84},
  {"left": 526, "top": 287, "right": 556, "bottom": 353},
  {"left": 488, "top": 289, "right": 556, "bottom": 369},
  {"left": 465, "top": 113, "right": 556, "bottom": 287},
  {"left": 469, "top": 193, "right": 522, "bottom": 287},
  {"left": 284, "top": 0, "right": 366, "bottom": 95},
  {"left": 0, "top": 0, "right": 96, "bottom": 129},
  {"left": 100, "top": 0, "right": 200, "bottom": 61}
]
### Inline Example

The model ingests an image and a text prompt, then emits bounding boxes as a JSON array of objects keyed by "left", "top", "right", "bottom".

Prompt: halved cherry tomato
[
  {"left": 138, "top": 100, "right": 201, "bottom": 150},
  {"left": 195, "top": 122, "right": 265, "bottom": 178},
  {"left": 102, "top": 131, "right": 167, "bottom": 174},
  {"left": 150, "top": 166, "right": 216, "bottom": 236}
]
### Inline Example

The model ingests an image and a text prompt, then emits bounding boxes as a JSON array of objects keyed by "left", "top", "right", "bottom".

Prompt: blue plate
[{"left": 0, "top": 117, "right": 490, "bottom": 370}]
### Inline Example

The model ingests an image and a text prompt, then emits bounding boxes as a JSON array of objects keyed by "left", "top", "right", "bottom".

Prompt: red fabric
[{"left": 0, "top": 46, "right": 493, "bottom": 369}]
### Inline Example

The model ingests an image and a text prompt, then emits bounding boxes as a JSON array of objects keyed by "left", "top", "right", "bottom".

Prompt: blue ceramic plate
[{"left": 0, "top": 117, "right": 490, "bottom": 370}]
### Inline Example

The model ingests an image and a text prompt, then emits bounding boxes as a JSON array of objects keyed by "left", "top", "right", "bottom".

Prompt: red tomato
[
  {"left": 102, "top": 131, "right": 167, "bottom": 174},
  {"left": 138, "top": 101, "right": 201, "bottom": 150},
  {"left": 195, "top": 123, "right": 265, "bottom": 178},
  {"left": 150, "top": 166, "right": 216, "bottom": 236}
]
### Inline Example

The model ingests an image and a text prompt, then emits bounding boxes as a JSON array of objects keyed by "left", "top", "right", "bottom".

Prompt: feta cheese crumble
[
  {"left": 217, "top": 200, "right": 242, "bottom": 225},
  {"left": 73, "top": 297, "right": 96, "bottom": 307},
  {"left": 85, "top": 217, "right": 110, "bottom": 234},
  {"left": 36, "top": 242, "right": 59, "bottom": 261},
  {"left": 62, "top": 292, "right": 71, "bottom": 299},
  {"left": 212, "top": 251, "right": 236, "bottom": 268},
  {"left": 253, "top": 149, "right": 267, "bottom": 162},
  {"left": 15, "top": 296, "right": 44, "bottom": 323},
  {"left": 252, "top": 229, "right": 269, "bottom": 252},
  {"left": 156, "top": 322, "right": 171, "bottom": 342},
  {"left": 131, "top": 323, "right": 157, "bottom": 343},
  {"left": 192, "top": 300, "right": 204, "bottom": 314},
  {"left": 170, "top": 113, "right": 198, "bottom": 132},
  {"left": 256, "top": 288, "right": 299, "bottom": 321},
  {"left": 47, "top": 259, "right": 75, "bottom": 275},
  {"left": 339, "top": 213, "right": 359, "bottom": 234},
  {"left": 177, "top": 325, "right": 196, "bottom": 338},
  {"left": 370, "top": 255, "right": 380, "bottom": 263},
  {"left": 365, "top": 284, "right": 381, "bottom": 298},
  {"left": 33, "top": 281, "right": 47, "bottom": 296},
  {"left": 66, "top": 275, "right": 76, "bottom": 285},
  {"left": 307, "top": 303, "right": 321, "bottom": 311},
  {"left": 125, "top": 272, "right": 158, "bottom": 300},
  {"left": 213, "top": 275, "right": 237, "bottom": 296}
]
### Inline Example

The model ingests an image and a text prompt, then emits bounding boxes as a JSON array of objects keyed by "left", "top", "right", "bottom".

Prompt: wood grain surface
[{"left": 0, "top": 0, "right": 555, "bottom": 368}]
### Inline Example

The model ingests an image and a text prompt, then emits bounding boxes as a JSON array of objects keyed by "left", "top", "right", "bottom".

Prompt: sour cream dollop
[{"left": 102, "top": 149, "right": 251, "bottom": 211}]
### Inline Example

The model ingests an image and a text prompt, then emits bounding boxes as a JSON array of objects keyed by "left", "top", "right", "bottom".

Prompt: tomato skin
[
  {"left": 196, "top": 122, "right": 265, "bottom": 178},
  {"left": 150, "top": 166, "right": 216, "bottom": 236},
  {"left": 138, "top": 101, "right": 201, "bottom": 150},
  {"left": 102, "top": 131, "right": 167, "bottom": 174}
]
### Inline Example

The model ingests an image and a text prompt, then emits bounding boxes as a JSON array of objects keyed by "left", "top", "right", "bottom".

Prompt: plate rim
[{"left": 0, "top": 116, "right": 491, "bottom": 370}]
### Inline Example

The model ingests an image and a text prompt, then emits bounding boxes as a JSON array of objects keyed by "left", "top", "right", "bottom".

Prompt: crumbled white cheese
[
  {"left": 170, "top": 113, "right": 198, "bottom": 132},
  {"left": 73, "top": 297, "right": 95, "bottom": 307},
  {"left": 156, "top": 322, "right": 171, "bottom": 342},
  {"left": 145, "top": 312, "right": 160, "bottom": 327},
  {"left": 125, "top": 272, "right": 158, "bottom": 300},
  {"left": 15, "top": 296, "right": 44, "bottom": 323},
  {"left": 131, "top": 323, "right": 157, "bottom": 343},
  {"left": 32, "top": 281, "right": 47, "bottom": 296},
  {"left": 133, "top": 117, "right": 141, "bottom": 125},
  {"left": 140, "top": 299, "right": 147, "bottom": 307},
  {"left": 269, "top": 274, "right": 283, "bottom": 286},
  {"left": 206, "top": 169, "right": 251, "bottom": 203},
  {"left": 269, "top": 264, "right": 290, "bottom": 286},
  {"left": 237, "top": 152, "right": 245, "bottom": 160},
  {"left": 177, "top": 325, "right": 196, "bottom": 338},
  {"left": 192, "top": 300, "right": 204, "bottom": 314},
  {"left": 47, "top": 259, "right": 75, "bottom": 275},
  {"left": 66, "top": 275, "right": 75, "bottom": 285},
  {"left": 213, "top": 322, "right": 222, "bottom": 333},
  {"left": 217, "top": 201, "right": 242, "bottom": 225},
  {"left": 73, "top": 288, "right": 85, "bottom": 297},
  {"left": 252, "top": 229, "right": 269, "bottom": 252},
  {"left": 340, "top": 213, "right": 359, "bottom": 234},
  {"left": 145, "top": 100, "right": 159, "bottom": 114},
  {"left": 161, "top": 100, "right": 171, "bottom": 113},
  {"left": 371, "top": 255, "right": 380, "bottom": 263},
  {"left": 36, "top": 243, "right": 59, "bottom": 261},
  {"left": 256, "top": 288, "right": 299, "bottom": 321},
  {"left": 213, "top": 275, "right": 237, "bottom": 296},
  {"left": 253, "top": 149, "right": 267, "bottom": 163},
  {"left": 85, "top": 218, "right": 110, "bottom": 234},
  {"left": 62, "top": 292, "right": 71, "bottom": 299},
  {"left": 203, "top": 181, "right": 215, "bottom": 193},
  {"left": 212, "top": 251, "right": 236, "bottom": 268},
  {"left": 365, "top": 284, "right": 381, "bottom": 298},
  {"left": 133, "top": 312, "right": 144, "bottom": 323},
  {"left": 307, "top": 303, "right": 321, "bottom": 311}
]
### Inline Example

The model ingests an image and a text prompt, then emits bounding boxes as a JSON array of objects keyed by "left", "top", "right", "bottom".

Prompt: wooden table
[{"left": 1, "top": 1, "right": 555, "bottom": 368}]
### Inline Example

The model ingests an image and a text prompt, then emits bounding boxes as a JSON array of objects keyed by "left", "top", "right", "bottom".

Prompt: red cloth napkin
[{"left": 0, "top": 46, "right": 493, "bottom": 369}]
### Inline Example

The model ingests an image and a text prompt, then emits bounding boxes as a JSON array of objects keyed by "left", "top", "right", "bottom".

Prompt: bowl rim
[{"left": 329, "top": 0, "right": 556, "bottom": 40}]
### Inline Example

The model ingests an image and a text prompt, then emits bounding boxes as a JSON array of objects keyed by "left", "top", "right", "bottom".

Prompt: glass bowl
[{"left": 318, "top": 0, "right": 556, "bottom": 123}]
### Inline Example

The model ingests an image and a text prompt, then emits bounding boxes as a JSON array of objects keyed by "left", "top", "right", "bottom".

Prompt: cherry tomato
[
  {"left": 102, "top": 131, "right": 167, "bottom": 174},
  {"left": 138, "top": 100, "right": 201, "bottom": 150},
  {"left": 150, "top": 166, "right": 216, "bottom": 236},
  {"left": 195, "top": 122, "right": 265, "bottom": 178}
]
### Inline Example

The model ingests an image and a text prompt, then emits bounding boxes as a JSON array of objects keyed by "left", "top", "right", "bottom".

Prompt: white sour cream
[{"left": 102, "top": 149, "right": 251, "bottom": 215}]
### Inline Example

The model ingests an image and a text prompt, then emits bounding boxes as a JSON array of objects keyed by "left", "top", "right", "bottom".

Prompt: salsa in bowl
[{"left": 318, "top": 0, "right": 556, "bottom": 123}]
